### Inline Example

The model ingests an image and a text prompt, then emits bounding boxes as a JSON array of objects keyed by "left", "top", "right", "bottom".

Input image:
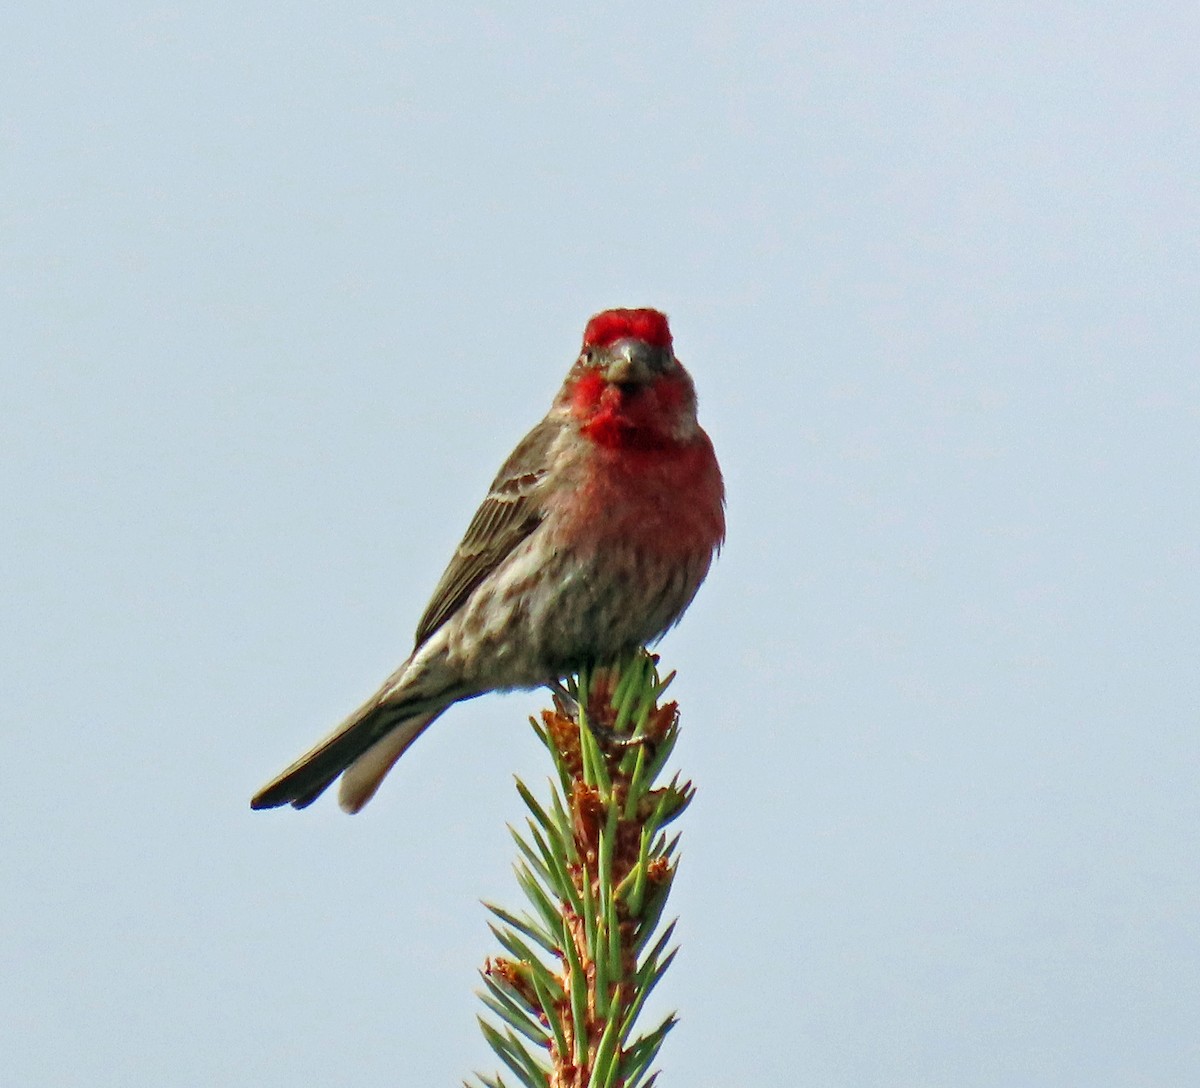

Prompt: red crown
[{"left": 582, "top": 308, "right": 673, "bottom": 351}]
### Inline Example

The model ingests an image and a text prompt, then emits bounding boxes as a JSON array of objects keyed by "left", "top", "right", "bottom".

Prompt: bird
[{"left": 251, "top": 307, "right": 724, "bottom": 813}]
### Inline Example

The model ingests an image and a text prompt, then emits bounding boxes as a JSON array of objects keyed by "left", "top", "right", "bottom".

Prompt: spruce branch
[{"left": 469, "top": 651, "right": 693, "bottom": 1088}]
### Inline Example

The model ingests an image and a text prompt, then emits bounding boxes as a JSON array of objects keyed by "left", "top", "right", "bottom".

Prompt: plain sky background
[{"left": 3, "top": 4, "right": 1197, "bottom": 1086}]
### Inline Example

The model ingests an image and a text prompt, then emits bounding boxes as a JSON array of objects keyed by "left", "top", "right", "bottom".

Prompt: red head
[{"left": 559, "top": 307, "right": 699, "bottom": 451}]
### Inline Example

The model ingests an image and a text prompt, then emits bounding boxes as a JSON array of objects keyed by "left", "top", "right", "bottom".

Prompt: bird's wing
[{"left": 412, "top": 419, "right": 557, "bottom": 648}]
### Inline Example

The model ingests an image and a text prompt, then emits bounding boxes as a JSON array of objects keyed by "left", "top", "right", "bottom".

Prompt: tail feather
[
  {"left": 251, "top": 695, "right": 446, "bottom": 811},
  {"left": 337, "top": 710, "right": 442, "bottom": 813}
]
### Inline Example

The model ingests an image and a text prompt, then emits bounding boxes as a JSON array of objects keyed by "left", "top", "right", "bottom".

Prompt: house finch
[{"left": 251, "top": 307, "right": 724, "bottom": 813}]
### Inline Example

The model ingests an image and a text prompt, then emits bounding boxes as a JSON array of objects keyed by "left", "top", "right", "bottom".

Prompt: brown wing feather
[{"left": 412, "top": 419, "right": 557, "bottom": 647}]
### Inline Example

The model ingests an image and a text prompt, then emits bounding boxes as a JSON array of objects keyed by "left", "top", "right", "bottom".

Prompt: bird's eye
[{"left": 580, "top": 349, "right": 594, "bottom": 364}]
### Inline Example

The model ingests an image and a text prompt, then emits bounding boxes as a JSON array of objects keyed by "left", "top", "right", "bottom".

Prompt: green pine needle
[
  {"left": 482, "top": 902, "right": 557, "bottom": 957},
  {"left": 476, "top": 987, "right": 548, "bottom": 1047}
]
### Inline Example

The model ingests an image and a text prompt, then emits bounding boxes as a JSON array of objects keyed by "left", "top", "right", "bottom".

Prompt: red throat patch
[
  {"left": 570, "top": 371, "right": 691, "bottom": 452},
  {"left": 582, "top": 308, "right": 673, "bottom": 351}
]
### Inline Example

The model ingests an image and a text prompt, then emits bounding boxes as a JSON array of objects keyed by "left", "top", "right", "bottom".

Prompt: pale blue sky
[{"left": 4, "top": 4, "right": 1198, "bottom": 1086}]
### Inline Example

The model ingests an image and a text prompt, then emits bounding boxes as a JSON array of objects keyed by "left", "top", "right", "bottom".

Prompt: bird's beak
[{"left": 604, "top": 338, "right": 658, "bottom": 387}]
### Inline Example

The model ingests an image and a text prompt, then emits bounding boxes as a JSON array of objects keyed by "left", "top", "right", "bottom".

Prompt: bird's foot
[{"left": 547, "top": 678, "right": 579, "bottom": 718}]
